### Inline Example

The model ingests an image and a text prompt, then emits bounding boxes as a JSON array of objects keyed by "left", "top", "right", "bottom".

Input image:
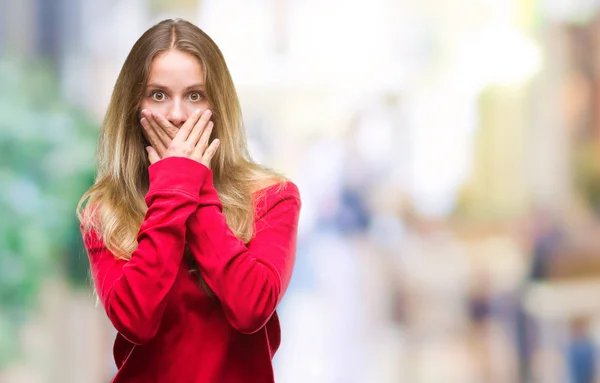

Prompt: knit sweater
[{"left": 82, "top": 157, "right": 301, "bottom": 382}]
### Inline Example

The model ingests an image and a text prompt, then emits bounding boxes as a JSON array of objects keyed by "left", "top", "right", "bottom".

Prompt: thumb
[{"left": 146, "top": 146, "right": 160, "bottom": 165}]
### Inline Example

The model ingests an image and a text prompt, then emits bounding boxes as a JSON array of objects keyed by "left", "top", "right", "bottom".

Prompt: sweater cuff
[
  {"left": 197, "top": 168, "right": 223, "bottom": 208},
  {"left": 148, "top": 157, "right": 210, "bottom": 196}
]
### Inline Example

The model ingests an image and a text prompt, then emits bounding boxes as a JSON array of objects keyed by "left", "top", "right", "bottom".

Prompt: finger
[
  {"left": 146, "top": 146, "right": 160, "bottom": 165},
  {"left": 187, "top": 109, "right": 212, "bottom": 146},
  {"left": 153, "top": 113, "right": 178, "bottom": 140},
  {"left": 196, "top": 121, "right": 214, "bottom": 154},
  {"left": 146, "top": 112, "right": 172, "bottom": 148},
  {"left": 201, "top": 139, "right": 220, "bottom": 168},
  {"left": 141, "top": 117, "right": 167, "bottom": 155},
  {"left": 174, "top": 109, "right": 203, "bottom": 142}
]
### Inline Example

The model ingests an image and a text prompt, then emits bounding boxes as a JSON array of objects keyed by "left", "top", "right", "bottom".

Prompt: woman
[{"left": 77, "top": 18, "right": 301, "bottom": 383}]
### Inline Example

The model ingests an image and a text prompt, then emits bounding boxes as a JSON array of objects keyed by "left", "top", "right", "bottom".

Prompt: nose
[{"left": 166, "top": 100, "right": 186, "bottom": 127}]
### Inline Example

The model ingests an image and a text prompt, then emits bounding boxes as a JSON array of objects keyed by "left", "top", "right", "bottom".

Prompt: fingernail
[
  {"left": 145, "top": 146, "right": 151, "bottom": 153},
  {"left": 141, "top": 117, "right": 147, "bottom": 124},
  {"left": 204, "top": 109, "right": 212, "bottom": 117}
]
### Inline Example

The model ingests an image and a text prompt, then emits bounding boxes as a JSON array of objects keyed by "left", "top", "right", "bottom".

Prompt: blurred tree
[
  {"left": 573, "top": 140, "right": 600, "bottom": 215},
  {"left": 0, "top": 57, "right": 97, "bottom": 367}
]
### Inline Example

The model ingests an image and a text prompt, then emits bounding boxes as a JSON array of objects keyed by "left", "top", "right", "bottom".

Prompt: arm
[
  {"left": 186, "top": 171, "right": 301, "bottom": 334},
  {"left": 82, "top": 157, "right": 206, "bottom": 344}
]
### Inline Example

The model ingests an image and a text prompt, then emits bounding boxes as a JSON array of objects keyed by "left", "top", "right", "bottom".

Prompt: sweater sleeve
[
  {"left": 186, "top": 170, "right": 301, "bottom": 334},
  {"left": 82, "top": 157, "right": 207, "bottom": 345}
]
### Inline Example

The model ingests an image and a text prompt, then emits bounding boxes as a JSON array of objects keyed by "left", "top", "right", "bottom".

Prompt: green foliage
[
  {"left": 574, "top": 141, "right": 600, "bottom": 215},
  {"left": 0, "top": 57, "right": 98, "bottom": 367}
]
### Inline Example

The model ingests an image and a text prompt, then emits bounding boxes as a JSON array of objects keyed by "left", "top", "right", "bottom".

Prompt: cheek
[
  {"left": 185, "top": 101, "right": 210, "bottom": 115},
  {"left": 139, "top": 99, "right": 151, "bottom": 111},
  {"left": 140, "top": 100, "right": 168, "bottom": 116}
]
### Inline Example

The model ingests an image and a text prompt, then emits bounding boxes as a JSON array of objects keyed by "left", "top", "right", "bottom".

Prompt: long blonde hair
[{"left": 77, "top": 19, "right": 283, "bottom": 263}]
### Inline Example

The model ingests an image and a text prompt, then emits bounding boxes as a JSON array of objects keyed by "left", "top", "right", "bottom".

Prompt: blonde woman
[{"left": 77, "top": 19, "right": 301, "bottom": 383}]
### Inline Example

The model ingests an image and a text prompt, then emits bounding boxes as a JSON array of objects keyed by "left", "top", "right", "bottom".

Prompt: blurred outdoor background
[{"left": 3, "top": 0, "right": 600, "bottom": 382}]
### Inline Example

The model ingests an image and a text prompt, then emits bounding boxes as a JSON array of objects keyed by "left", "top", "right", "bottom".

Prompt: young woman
[{"left": 77, "top": 18, "right": 301, "bottom": 383}]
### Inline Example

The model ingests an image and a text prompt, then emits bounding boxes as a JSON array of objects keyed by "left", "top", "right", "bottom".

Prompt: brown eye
[
  {"left": 151, "top": 91, "right": 166, "bottom": 101},
  {"left": 189, "top": 92, "right": 202, "bottom": 102}
]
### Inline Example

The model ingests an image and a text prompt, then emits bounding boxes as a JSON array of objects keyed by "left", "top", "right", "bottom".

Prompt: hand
[{"left": 141, "top": 109, "right": 220, "bottom": 167}]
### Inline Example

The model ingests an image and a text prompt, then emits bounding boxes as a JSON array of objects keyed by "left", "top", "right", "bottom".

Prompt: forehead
[{"left": 148, "top": 50, "right": 204, "bottom": 83}]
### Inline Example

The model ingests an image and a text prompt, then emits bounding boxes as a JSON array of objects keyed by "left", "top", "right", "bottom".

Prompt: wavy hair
[{"left": 77, "top": 19, "right": 284, "bottom": 285}]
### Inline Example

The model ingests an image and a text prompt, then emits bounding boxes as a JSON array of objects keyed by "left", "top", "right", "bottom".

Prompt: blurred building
[{"left": 4, "top": 0, "right": 600, "bottom": 382}]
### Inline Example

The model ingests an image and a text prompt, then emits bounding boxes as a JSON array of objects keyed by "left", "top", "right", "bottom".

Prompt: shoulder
[
  {"left": 79, "top": 204, "right": 101, "bottom": 238},
  {"left": 253, "top": 177, "right": 300, "bottom": 200},
  {"left": 78, "top": 204, "right": 111, "bottom": 254},
  {"left": 253, "top": 178, "right": 301, "bottom": 215},
  {"left": 251, "top": 176, "right": 283, "bottom": 193}
]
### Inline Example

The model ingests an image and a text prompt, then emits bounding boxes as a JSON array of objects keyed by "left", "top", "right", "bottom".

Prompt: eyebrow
[{"left": 146, "top": 83, "right": 205, "bottom": 91}]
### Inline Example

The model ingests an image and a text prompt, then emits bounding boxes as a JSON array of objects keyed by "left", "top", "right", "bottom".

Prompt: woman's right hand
[{"left": 141, "top": 109, "right": 220, "bottom": 166}]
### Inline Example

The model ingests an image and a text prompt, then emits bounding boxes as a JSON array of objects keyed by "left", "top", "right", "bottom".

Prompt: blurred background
[{"left": 3, "top": 0, "right": 600, "bottom": 382}]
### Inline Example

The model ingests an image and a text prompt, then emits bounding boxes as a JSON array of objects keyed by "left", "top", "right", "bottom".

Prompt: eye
[
  {"left": 188, "top": 92, "right": 203, "bottom": 102},
  {"left": 150, "top": 91, "right": 166, "bottom": 101}
]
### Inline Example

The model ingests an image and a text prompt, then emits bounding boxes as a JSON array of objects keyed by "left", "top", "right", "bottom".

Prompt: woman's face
[{"left": 140, "top": 49, "right": 210, "bottom": 128}]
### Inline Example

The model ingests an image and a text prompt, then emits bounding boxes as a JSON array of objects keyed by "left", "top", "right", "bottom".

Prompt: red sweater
[{"left": 82, "top": 157, "right": 301, "bottom": 383}]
